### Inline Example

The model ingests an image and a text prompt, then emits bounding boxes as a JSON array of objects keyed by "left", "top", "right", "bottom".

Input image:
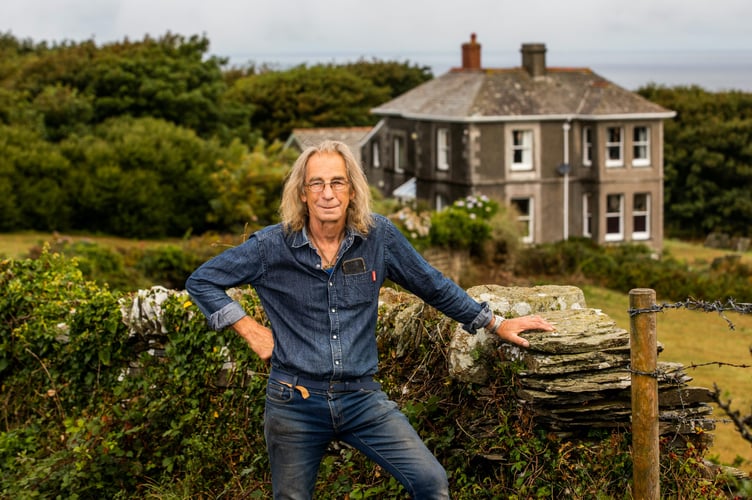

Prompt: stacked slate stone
[{"left": 452, "top": 285, "right": 715, "bottom": 448}]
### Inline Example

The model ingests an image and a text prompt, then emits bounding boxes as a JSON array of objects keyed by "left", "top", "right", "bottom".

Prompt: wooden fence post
[{"left": 629, "top": 288, "right": 660, "bottom": 500}]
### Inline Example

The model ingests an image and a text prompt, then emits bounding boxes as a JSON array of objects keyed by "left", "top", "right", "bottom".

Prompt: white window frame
[
  {"left": 605, "top": 127, "right": 624, "bottom": 168},
  {"left": 632, "top": 193, "right": 651, "bottom": 240},
  {"left": 393, "top": 135, "right": 405, "bottom": 174},
  {"left": 605, "top": 194, "right": 624, "bottom": 242},
  {"left": 632, "top": 126, "right": 650, "bottom": 167},
  {"left": 372, "top": 141, "right": 381, "bottom": 168},
  {"left": 582, "top": 193, "right": 593, "bottom": 237},
  {"left": 437, "top": 128, "right": 449, "bottom": 171},
  {"left": 511, "top": 129, "right": 534, "bottom": 171},
  {"left": 582, "top": 126, "right": 593, "bottom": 167},
  {"left": 511, "top": 197, "right": 534, "bottom": 244}
]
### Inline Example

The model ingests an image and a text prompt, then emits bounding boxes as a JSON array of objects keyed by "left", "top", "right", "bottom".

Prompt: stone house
[{"left": 360, "top": 34, "right": 675, "bottom": 251}]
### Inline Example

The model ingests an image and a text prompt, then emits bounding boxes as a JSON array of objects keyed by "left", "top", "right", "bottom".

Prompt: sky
[{"left": 3, "top": 0, "right": 752, "bottom": 88}]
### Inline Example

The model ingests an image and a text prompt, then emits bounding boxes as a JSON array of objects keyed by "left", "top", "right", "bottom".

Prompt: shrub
[{"left": 429, "top": 196, "right": 498, "bottom": 255}]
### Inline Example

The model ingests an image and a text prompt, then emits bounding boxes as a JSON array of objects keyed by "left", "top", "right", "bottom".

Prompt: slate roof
[
  {"left": 371, "top": 67, "right": 674, "bottom": 122},
  {"left": 284, "top": 126, "right": 372, "bottom": 163},
  {"left": 286, "top": 126, "right": 372, "bottom": 150}
]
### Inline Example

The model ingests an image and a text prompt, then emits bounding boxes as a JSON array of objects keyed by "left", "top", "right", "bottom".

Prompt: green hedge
[{"left": 514, "top": 238, "right": 752, "bottom": 302}]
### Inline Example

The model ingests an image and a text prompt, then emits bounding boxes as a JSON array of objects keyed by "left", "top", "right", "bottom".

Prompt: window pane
[
  {"left": 606, "top": 194, "right": 623, "bottom": 239},
  {"left": 511, "top": 130, "right": 533, "bottom": 170},
  {"left": 607, "top": 194, "right": 621, "bottom": 212},
  {"left": 606, "top": 127, "right": 623, "bottom": 166},
  {"left": 632, "top": 193, "right": 650, "bottom": 238},
  {"left": 632, "top": 126, "right": 650, "bottom": 165},
  {"left": 633, "top": 127, "right": 647, "bottom": 142},
  {"left": 437, "top": 128, "right": 449, "bottom": 170},
  {"left": 583, "top": 126, "right": 592, "bottom": 165},
  {"left": 607, "top": 216, "right": 621, "bottom": 234},
  {"left": 634, "top": 216, "right": 647, "bottom": 232},
  {"left": 634, "top": 193, "right": 647, "bottom": 211}
]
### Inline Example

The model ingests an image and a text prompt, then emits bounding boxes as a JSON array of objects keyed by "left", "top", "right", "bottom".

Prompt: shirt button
[
  {"left": 329, "top": 282, "right": 333, "bottom": 287},
  {"left": 332, "top": 335, "right": 337, "bottom": 339},
  {"left": 331, "top": 308, "right": 336, "bottom": 313},
  {"left": 335, "top": 360, "right": 340, "bottom": 365}
]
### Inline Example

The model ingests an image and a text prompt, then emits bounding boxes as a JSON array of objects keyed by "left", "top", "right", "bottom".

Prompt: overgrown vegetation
[
  {"left": 2, "top": 250, "right": 749, "bottom": 498},
  {"left": 0, "top": 31, "right": 431, "bottom": 237},
  {"left": 2, "top": 30, "right": 752, "bottom": 497}
]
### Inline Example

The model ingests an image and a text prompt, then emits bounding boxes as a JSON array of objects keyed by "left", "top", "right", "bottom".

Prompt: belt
[{"left": 270, "top": 368, "right": 381, "bottom": 398}]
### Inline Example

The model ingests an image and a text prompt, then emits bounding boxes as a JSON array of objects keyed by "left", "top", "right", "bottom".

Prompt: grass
[
  {"left": 0, "top": 230, "right": 180, "bottom": 259},
  {"left": 582, "top": 235, "right": 752, "bottom": 474},
  {"left": 2, "top": 231, "right": 750, "bottom": 473}
]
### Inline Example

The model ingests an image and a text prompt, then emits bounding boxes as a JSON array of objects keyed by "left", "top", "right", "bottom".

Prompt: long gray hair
[{"left": 279, "top": 140, "right": 374, "bottom": 234}]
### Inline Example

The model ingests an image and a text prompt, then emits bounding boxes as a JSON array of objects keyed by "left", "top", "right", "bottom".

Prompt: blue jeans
[{"left": 264, "top": 378, "right": 449, "bottom": 499}]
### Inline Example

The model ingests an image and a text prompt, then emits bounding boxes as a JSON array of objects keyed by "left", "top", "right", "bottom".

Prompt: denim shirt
[{"left": 185, "top": 214, "right": 492, "bottom": 381}]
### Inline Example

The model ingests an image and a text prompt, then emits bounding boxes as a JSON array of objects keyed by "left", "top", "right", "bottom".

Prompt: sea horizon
[{"left": 226, "top": 48, "right": 752, "bottom": 93}]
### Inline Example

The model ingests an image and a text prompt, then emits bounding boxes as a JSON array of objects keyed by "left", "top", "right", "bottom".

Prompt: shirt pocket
[{"left": 342, "top": 270, "right": 378, "bottom": 306}]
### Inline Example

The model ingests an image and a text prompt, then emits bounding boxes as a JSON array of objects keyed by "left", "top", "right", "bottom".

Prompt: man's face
[{"left": 301, "top": 152, "right": 354, "bottom": 226}]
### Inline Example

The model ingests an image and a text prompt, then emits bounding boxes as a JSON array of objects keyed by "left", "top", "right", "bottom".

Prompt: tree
[
  {"left": 342, "top": 58, "right": 433, "bottom": 99},
  {"left": 226, "top": 63, "right": 391, "bottom": 142},
  {"left": 207, "top": 140, "right": 296, "bottom": 233},
  {"left": 639, "top": 85, "right": 752, "bottom": 238},
  {"left": 0, "top": 124, "right": 73, "bottom": 231},
  {"left": 60, "top": 116, "right": 228, "bottom": 237},
  {"left": 2, "top": 33, "right": 251, "bottom": 143}
]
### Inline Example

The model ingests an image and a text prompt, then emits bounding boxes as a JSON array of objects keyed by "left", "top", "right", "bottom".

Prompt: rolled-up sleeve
[
  {"left": 185, "top": 236, "right": 263, "bottom": 330},
  {"left": 464, "top": 301, "right": 493, "bottom": 334},
  {"left": 207, "top": 301, "right": 248, "bottom": 331}
]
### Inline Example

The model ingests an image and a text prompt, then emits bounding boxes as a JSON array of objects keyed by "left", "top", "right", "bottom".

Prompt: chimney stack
[
  {"left": 521, "top": 43, "right": 547, "bottom": 77},
  {"left": 461, "top": 33, "right": 481, "bottom": 70}
]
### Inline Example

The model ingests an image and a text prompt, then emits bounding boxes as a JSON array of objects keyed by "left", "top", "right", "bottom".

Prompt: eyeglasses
[{"left": 305, "top": 179, "right": 350, "bottom": 193}]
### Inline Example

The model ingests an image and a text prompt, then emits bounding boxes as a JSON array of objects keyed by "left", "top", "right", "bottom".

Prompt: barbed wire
[
  {"left": 629, "top": 297, "right": 752, "bottom": 330},
  {"left": 625, "top": 297, "right": 752, "bottom": 448}
]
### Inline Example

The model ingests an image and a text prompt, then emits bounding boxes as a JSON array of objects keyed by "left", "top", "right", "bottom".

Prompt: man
[{"left": 186, "top": 140, "right": 554, "bottom": 499}]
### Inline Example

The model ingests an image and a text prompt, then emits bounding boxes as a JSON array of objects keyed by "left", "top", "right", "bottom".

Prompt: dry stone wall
[{"left": 121, "top": 284, "right": 714, "bottom": 447}]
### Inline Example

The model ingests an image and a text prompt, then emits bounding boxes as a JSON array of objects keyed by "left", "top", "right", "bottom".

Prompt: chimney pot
[
  {"left": 461, "top": 33, "right": 482, "bottom": 70},
  {"left": 521, "top": 43, "right": 547, "bottom": 78}
]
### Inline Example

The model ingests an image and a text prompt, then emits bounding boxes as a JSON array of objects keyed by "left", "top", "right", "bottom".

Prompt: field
[
  {"left": 1, "top": 232, "right": 750, "bottom": 473},
  {"left": 583, "top": 238, "right": 752, "bottom": 473},
  {"left": 0, "top": 230, "right": 179, "bottom": 259}
]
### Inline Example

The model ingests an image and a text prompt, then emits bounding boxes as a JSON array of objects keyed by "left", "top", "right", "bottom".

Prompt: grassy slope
[
  {"left": 583, "top": 238, "right": 752, "bottom": 473},
  {"left": 1, "top": 232, "right": 750, "bottom": 472}
]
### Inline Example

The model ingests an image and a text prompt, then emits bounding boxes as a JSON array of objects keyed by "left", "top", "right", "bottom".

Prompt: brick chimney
[
  {"left": 461, "top": 33, "right": 481, "bottom": 70},
  {"left": 521, "top": 43, "right": 547, "bottom": 77}
]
